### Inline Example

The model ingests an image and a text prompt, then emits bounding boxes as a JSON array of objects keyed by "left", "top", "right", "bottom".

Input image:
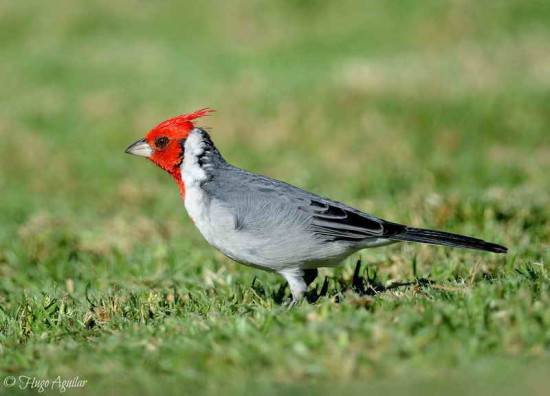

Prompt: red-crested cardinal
[{"left": 125, "top": 109, "right": 507, "bottom": 302}]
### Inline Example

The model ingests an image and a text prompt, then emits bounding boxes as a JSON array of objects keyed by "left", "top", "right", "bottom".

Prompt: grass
[{"left": 0, "top": 0, "right": 549, "bottom": 394}]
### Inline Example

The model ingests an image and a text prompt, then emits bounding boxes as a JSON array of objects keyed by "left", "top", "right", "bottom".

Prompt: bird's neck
[{"left": 179, "top": 129, "right": 227, "bottom": 199}]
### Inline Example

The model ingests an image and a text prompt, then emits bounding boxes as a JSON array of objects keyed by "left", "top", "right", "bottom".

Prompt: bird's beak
[{"left": 125, "top": 138, "right": 152, "bottom": 158}]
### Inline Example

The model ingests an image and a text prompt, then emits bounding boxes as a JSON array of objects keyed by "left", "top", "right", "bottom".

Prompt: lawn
[{"left": 0, "top": 0, "right": 548, "bottom": 395}]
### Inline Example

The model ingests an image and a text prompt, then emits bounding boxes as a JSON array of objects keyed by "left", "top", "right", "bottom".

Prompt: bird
[{"left": 125, "top": 108, "right": 507, "bottom": 302}]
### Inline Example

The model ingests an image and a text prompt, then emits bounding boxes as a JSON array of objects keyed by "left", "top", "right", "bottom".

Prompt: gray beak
[{"left": 125, "top": 138, "right": 153, "bottom": 158}]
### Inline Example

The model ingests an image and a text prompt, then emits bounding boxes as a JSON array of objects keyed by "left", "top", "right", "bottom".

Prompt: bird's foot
[{"left": 283, "top": 297, "right": 299, "bottom": 309}]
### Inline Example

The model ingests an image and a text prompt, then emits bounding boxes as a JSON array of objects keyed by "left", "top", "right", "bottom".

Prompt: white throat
[
  {"left": 181, "top": 129, "right": 208, "bottom": 188},
  {"left": 181, "top": 129, "right": 210, "bottom": 233}
]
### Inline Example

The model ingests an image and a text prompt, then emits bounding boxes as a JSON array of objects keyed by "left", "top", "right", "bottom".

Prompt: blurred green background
[{"left": 0, "top": 1, "right": 548, "bottom": 395}]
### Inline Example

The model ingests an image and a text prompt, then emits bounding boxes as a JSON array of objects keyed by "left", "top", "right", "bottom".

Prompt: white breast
[{"left": 181, "top": 130, "right": 212, "bottom": 240}]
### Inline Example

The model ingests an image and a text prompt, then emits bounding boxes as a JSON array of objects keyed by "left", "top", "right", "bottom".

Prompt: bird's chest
[
  {"left": 180, "top": 132, "right": 241, "bottom": 257},
  {"left": 181, "top": 143, "right": 216, "bottom": 242},
  {"left": 184, "top": 184, "right": 236, "bottom": 250},
  {"left": 184, "top": 185, "right": 213, "bottom": 239}
]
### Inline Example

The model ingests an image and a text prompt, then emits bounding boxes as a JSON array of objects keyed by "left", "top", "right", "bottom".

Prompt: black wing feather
[{"left": 301, "top": 199, "right": 406, "bottom": 242}]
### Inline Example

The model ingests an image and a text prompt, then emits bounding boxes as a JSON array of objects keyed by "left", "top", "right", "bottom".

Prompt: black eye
[{"left": 154, "top": 136, "right": 169, "bottom": 149}]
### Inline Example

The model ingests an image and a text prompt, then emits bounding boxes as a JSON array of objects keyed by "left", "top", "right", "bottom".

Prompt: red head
[{"left": 125, "top": 108, "right": 214, "bottom": 195}]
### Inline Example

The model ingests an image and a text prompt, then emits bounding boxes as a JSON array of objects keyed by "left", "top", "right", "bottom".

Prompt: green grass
[{"left": 0, "top": 0, "right": 549, "bottom": 394}]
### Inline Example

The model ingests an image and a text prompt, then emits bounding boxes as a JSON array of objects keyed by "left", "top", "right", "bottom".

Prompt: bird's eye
[{"left": 154, "top": 136, "right": 169, "bottom": 149}]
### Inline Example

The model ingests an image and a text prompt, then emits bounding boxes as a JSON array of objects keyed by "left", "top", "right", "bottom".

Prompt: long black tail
[{"left": 390, "top": 227, "right": 507, "bottom": 253}]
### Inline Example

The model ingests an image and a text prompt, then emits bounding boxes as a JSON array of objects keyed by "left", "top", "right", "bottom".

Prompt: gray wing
[{"left": 203, "top": 166, "right": 407, "bottom": 243}]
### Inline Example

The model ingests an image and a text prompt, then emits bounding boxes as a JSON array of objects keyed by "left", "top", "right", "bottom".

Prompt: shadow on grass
[{"left": 249, "top": 259, "right": 454, "bottom": 305}]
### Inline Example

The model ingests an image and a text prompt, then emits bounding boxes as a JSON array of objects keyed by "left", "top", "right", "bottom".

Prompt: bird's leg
[{"left": 278, "top": 269, "right": 309, "bottom": 305}]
